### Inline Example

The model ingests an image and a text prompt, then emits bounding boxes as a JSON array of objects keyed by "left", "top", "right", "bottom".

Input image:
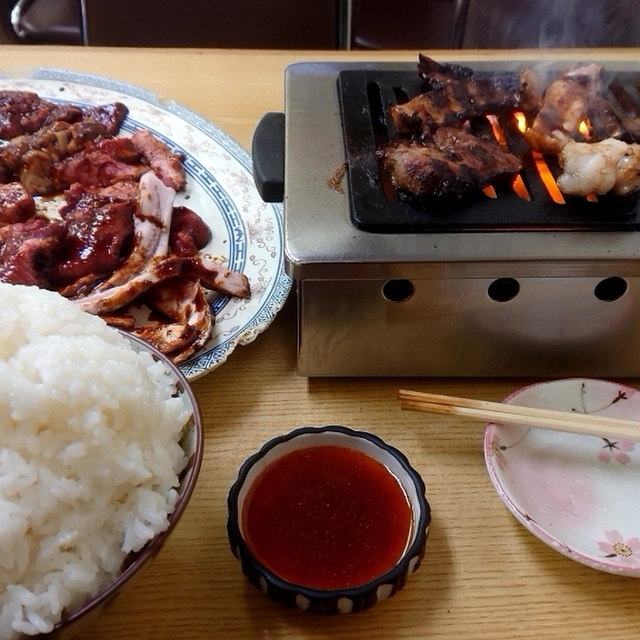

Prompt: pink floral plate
[{"left": 484, "top": 378, "right": 640, "bottom": 576}]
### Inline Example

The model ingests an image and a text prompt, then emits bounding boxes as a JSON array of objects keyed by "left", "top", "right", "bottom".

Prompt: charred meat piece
[
  {"left": 0, "top": 91, "right": 56, "bottom": 139},
  {"left": 82, "top": 102, "right": 129, "bottom": 135},
  {"left": 0, "top": 217, "right": 63, "bottom": 287},
  {"left": 390, "top": 55, "right": 521, "bottom": 135},
  {"left": 134, "top": 275, "right": 213, "bottom": 363},
  {"left": 180, "top": 253, "right": 250, "bottom": 298},
  {"left": 98, "top": 180, "right": 141, "bottom": 201},
  {"left": 417, "top": 54, "right": 476, "bottom": 84},
  {"left": 169, "top": 206, "right": 211, "bottom": 257},
  {"left": 0, "top": 182, "right": 36, "bottom": 225},
  {"left": 0, "top": 92, "right": 127, "bottom": 140},
  {"left": 43, "top": 103, "right": 84, "bottom": 126},
  {"left": 379, "top": 127, "right": 522, "bottom": 198},
  {"left": 1, "top": 119, "right": 108, "bottom": 195},
  {"left": 53, "top": 189, "right": 136, "bottom": 291},
  {"left": 54, "top": 137, "right": 149, "bottom": 189},
  {"left": 521, "top": 63, "right": 635, "bottom": 154},
  {"left": 131, "top": 128, "right": 186, "bottom": 191}
]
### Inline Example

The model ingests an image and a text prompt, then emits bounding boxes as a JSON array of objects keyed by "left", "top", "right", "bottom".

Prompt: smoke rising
[{"left": 463, "top": 0, "right": 640, "bottom": 48}]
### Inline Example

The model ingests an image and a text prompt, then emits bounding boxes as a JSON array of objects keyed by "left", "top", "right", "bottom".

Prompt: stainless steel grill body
[{"left": 283, "top": 59, "right": 640, "bottom": 376}]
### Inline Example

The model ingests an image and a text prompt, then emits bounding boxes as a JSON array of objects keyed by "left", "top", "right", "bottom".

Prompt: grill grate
[{"left": 337, "top": 68, "right": 640, "bottom": 233}]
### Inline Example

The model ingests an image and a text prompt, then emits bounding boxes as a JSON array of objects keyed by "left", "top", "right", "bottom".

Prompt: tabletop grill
[{"left": 253, "top": 57, "right": 640, "bottom": 377}]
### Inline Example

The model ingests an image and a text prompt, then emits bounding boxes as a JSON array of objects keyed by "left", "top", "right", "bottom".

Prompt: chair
[
  {"left": 350, "top": 0, "right": 456, "bottom": 49},
  {"left": 9, "top": 0, "right": 82, "bottom": 44},
  {"left": 7, "top": 0, "right": 341, "bottom": 48}
]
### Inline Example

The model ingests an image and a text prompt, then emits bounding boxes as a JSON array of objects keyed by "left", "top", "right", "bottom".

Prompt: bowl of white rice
[{"left": 0, "top": 283, "right": 203, "bottom": 640}]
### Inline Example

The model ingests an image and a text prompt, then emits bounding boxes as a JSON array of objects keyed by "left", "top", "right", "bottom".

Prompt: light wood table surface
[{"left": 3, "top": 45, "right": 640, "bottom": 639}]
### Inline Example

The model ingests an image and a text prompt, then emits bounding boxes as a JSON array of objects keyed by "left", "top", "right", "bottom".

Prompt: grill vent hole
[
  {"left": 595, "top": 277, "right": 627, "bottom": 302},
  {"left": 488, "top": 278, "right": 520, "bottom": 302},
  {"left": 382, "top": 279, "right": 415, "bottom": 302}
]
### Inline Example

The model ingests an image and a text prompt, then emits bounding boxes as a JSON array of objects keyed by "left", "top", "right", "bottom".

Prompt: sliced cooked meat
[
  {"left": 180, "top": 253, "right": 250, "bottom": 298},
  {"left": 42, "top": 103, "right": 84, "bottom": 126},
  {"left": 98, "top": 180, "right": 140, "bottom": 201},
  {"left": 169, "top": 206, "right": 211, "bottom": 257},
  {"left": 134, "top": 275, "right": 212, "bottom": 363},
  {"left": 390, "top": 55, "right": 521, "bottom": 135},
  {"left": 379, "top": 127, "right": 522, "bottom": 197},
  {"left": 0, "top": 91, "right": 56, "bottom": 139},
  {"left": 82, "top": 102, "right": 129, "bottom": 136},
  {"left": 0, "top": 92, "right": 126, "bottom": 141},
  {"left": 131, "top": 128, "right": 186, "bottom": 191},
  {"left": 0, "top": 182, "right": 36, "bottom": 224},
  {"left": 54, "top": 137, "right": 149, "bottom": 189},
  {"left": 0, "top": 217, "right": 63, "bottom": 287},
  {"left": 53, "top": 189, "right": 136, "bottom": 290},
  {"left": 1, "top": 119, "right": 108, "bottom": 195}
]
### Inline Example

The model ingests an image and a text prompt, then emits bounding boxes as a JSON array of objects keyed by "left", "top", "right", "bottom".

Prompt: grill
[
  {"left": 338, "top": 68, "right": 640, "bottom": 232},
  {"left": 252, "top": 56, "right": 640, "bottom": 377}
]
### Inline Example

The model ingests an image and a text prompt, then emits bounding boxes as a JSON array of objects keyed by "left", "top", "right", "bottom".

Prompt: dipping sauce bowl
[{"left": 227, "top": 425, "right": 430, "bottom": 613}]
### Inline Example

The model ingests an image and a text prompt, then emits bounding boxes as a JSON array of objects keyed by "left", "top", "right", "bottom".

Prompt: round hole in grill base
[
  {"left": 382, "top": 279, "right": 414, "bottom": 302},
  {"left": 488, "top": 278, "right": 520, "bottom": 302},
  {"left": 594, "top": 277, "right": 627, "bottom": 302}
]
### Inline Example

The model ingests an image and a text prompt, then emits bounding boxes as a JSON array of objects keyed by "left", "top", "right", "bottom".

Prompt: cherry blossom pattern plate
[
  {"left": 0, "top": 67, "right": 291, "bottom": 380},
  {"left": 484, "top": 378, "right": 640, "bottom": 576}
]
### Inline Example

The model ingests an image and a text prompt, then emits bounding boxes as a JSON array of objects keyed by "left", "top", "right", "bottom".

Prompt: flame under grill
[{"left": 337, "top": 68, "right": 640, "bottom": 233}]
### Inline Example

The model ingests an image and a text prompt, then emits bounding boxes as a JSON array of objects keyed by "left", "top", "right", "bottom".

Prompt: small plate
[
  {"left": 484, "top": 378, "right": 640, "bottom": 576},
  {"left": 0, "top": 67, "right": 292, "bottom": 380}
]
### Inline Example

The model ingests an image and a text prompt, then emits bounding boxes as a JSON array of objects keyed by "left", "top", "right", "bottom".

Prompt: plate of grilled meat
[{"left": 0, "top": 68, "right": 291, "bottom": 380}]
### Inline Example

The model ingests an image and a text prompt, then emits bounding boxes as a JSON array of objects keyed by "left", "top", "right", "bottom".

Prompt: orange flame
[
  {"left": 514, "top": 112, "right": 565, "bottom": 205},
  {"left": 486, "top": 115, "right": 530, "bottom": 201},
  {"left": 578, "top": 119, "right": 590, "bottom": 139}
]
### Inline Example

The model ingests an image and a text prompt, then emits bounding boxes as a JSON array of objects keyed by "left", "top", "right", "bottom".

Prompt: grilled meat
[
  {"left": 53, "top": 188, "right": 136, "bottom": 291},
  {"left": 0, "top": 119, "right": 108, "bottom": 195},
  {"left": 0, "top": 91, "right": 56, "bottom": 139},
  {"left": 169, "top": 206, "right": 212, "bottom": 257},
  {"left": 82, "top": 102, "right": 129, "bottom": 135},
  {"left": 520, "top": 63, "right": 639, "bottom": 155},
  {"left": 135, "top": 276, "right": 212, "bottom": 363},
  {"left": 131, "top": 129, "right": 186, "bottom": 191},
  {"left": 54, "top": 137, "right": 149, "bottom": 189},
  {"left": 0, "top": 217, "right": 63, "bottom": 287},
  {"left": 557, "top": 138, "right": 640, "bottom": 197},
  {"left": 379, "top": 127, "right": 522, "bottom": 197},
  {"left": 390, "top": 55, "right": 521, "bottom": 135},
  {"left": 0, "top": 182, "right": 36, "bottom": 224},
  {"left": 0, "top": 91, "right": 127, "bottom": 140}
]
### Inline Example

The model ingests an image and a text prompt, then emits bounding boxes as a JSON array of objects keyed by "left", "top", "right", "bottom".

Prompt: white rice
[{"left": 0, "top": 283, "right": 191, "bottom": 639}]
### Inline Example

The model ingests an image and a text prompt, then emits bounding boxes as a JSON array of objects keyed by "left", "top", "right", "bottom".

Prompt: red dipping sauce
[{"left": 241, "top": 445, "right": 412, "bottom": 590}]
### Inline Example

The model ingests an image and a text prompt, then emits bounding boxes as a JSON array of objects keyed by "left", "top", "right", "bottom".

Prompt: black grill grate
[{"left": 337, "top": 68, "right": 640, "bottom": 233}]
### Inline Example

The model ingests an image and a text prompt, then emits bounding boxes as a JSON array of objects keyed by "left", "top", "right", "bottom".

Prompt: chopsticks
[{"left": 397, "top": 389, "right": 640, "bottom": 441}]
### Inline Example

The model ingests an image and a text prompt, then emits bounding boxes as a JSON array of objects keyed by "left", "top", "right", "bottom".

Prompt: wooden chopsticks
[{"left": 397, "top": 389, "right": 640, "bottom": 441}]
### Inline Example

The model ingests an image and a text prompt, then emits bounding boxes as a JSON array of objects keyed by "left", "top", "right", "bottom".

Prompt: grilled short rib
[
  {"left": 390, "top": 55, "right": 521, "bottom": 136},
  {"left": 379, "top": 127, "right": 523, "bottom": 197}
]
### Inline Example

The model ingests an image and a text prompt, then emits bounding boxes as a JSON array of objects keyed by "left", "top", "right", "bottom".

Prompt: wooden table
[{"left": 3, "top": 45, "right": 640, "bottom": 639}]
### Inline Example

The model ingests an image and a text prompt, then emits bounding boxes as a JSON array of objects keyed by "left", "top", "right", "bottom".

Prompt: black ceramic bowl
[{"left": 227, "top": 425, "right": 430, "bottom": 614}]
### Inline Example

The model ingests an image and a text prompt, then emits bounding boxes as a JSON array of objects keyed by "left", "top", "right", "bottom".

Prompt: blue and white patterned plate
[{"left": 0, "top": 68, "right": 291, "bottom": 380}]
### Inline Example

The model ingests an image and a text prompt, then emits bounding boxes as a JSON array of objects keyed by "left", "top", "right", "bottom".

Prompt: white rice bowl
[{"left": 0, "top": 283, "right": 194, "bottom": 639}]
